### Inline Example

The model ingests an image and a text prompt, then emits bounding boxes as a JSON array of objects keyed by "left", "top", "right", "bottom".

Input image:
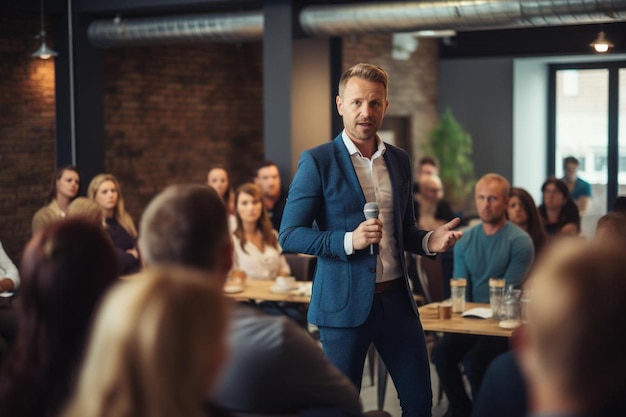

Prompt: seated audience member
[
  {"left": 538, "top": 177, "right": 580, "bottom": 237},
  {"left": 32, "top": 165, "right": 80, "bottom": 234},
  {"left": 0, "top": 241, "right": 19, "bottom": 366},
  {"left": 137, "top": 184, "right": 362, "bottom": 415},
  {"left": 474, "top": 210, "right": 626, "bottom": 417},
  {"left": 413, "top": 174, "right": 454, "bottom": 230},
  {"left": 67, "top": 197, "right": 104, "bottom": 226},
  {"left": 561, "top": 156, "right": 592, "bottom": 214},
  {"left": 232, "top": 183, "right": 290, "bottom": 280},
  {"left": 412, "top": 156, "right": 439, "bottom": 194},
  {"left": 517, "top": 238, "right": 626, "bottom": 417},
  {"left": 0, "top": 242, "right": 19, "bottom": 294},
  {"left": 593, "top": 212, "right": 626, "bottom": 244},
  {"left": 62, "top": 266, "right": 231, "bottom": 417},
  {"left": 207, "top": 166, "right": 236, "bottom": 230},
  {"left": 254, "top": 161, "right": 287, "bottom": 231},
  {"left": 612, "top": 195, "right": 626, "bottom": 213},
  {"left": 0, "top": 219, "right": 118, "bottom": 417},
  {"left": 433, "top": 174, "right": 534, "bottom": 417},
  {"left": 88, "top": 173, "right": 141, "bottom": 275},
  {"left": 507, "top": 187, "right": 547, "bottom": 255}
]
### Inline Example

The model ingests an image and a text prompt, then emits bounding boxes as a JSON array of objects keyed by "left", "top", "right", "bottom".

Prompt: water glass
[
  {"left": 489, "top": 278, "right": 505, "bottom": 320},
  {"left": 450, "top": 278, "right": 467, "bottom": 313},
  {"left": 520, "top": 288, "right": 532, "bottom": 323},
  {"left": 503, "top": 286, "right": 522, "bottom": 322}
]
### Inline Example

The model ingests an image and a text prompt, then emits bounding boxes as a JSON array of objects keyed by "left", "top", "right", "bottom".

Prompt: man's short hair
[
  {"left": 476, "top": 173, "right": 510, "bottom": 199},
  {"left": 563, "top": 156, "right": 579, "bottom": 168},
  {"left": 418, "top": 156, "right": 438, "bottom": 168},
  {"left": 254, "top": 160, "right": 278, "bottom": 177},
  {"left": 139, "top": 184, "right": 229, "bottom": 271},
  {"left": 338, "top": 63, "right": 389, "bottom": 98}
]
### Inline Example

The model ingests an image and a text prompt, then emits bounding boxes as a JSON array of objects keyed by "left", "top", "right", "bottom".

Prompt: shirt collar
[{"left": 341, "top": 130, "right": 386, "bottom": 158}]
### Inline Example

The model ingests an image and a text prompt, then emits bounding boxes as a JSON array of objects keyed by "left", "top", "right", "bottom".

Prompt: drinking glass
[
  {"left": 489, "top": 278, "right": 505, "bottom": 320},
  {"left": 450, "top": 278, "right": 467, "bottom": 313}
]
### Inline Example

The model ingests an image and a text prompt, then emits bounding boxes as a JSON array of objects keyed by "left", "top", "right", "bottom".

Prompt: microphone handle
[{"left": 370, "top": 244, "right": 374, "bottom": 255}]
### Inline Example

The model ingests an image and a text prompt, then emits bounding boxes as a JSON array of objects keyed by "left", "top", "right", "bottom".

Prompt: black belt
[{"left": 375, "top": 278, "right": 403, "bottom": 293}]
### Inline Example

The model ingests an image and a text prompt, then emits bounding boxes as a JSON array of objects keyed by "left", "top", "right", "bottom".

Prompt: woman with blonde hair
[
  {"left": 62, "top": 266, "right": 231, "bottom": 417},
  {"left": 88, "top": 174, "right": 140, "bottom": 275}
]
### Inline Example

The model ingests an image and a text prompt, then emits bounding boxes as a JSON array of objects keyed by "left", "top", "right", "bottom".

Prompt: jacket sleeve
[{"left": 279, "top": 151, "right": 349, "bottom": 262}]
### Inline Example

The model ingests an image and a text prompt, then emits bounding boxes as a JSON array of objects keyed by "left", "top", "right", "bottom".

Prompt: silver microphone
[{"left": 363, "top": 202, "right": 379, "bottom": 255}]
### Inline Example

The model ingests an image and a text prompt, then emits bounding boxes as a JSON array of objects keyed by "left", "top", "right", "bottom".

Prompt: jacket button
[{"left": 369, "top": 267, "right": 375, "bottom": 273}]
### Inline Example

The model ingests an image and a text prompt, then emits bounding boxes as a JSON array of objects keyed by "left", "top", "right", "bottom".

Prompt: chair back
[{"left": 283, "top": 253, "right": 317, "bottom": 282}]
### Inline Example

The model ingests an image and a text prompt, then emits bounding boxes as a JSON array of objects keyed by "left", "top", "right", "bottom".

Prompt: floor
[{"left": 359, "top": 349, "right": 449, "bottom": 417}]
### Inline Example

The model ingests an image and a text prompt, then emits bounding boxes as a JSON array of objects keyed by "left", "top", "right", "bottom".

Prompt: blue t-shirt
[
  {"left": 562, "top": 177, "right": 592, "bottom": 200},
  {"left": 453, "top": 221, "right": 534, "bottom": 302}
]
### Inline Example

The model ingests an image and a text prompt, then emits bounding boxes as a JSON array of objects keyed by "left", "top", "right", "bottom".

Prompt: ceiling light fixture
[
  {"left": 32, "top": 0, "right": 58, "bottom": 59},
  {"left": 590, "top": 30, "right": 614, "bottom": 53}
]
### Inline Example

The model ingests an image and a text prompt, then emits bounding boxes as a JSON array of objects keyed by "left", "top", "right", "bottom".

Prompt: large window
[{"left": 549, "top": 61, "right": 626, "bottom": 215}]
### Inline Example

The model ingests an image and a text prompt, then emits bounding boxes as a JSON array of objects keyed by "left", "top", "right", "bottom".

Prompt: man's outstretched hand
[{"left": 427, "top": 217, "right": 463, "bottom": 253}]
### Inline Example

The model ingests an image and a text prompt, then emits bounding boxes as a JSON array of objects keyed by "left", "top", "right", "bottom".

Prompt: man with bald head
[
  {"left": 413, "top": 174, "right": 454, "bottom": 230},
  {"left": 433, "top": 173, "right": 534, "bottom": 417}
]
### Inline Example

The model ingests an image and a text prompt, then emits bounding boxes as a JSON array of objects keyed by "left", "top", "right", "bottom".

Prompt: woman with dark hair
[
  {"left": 232, "top": 183, "right": 290, "bottom": 281},
  {"left": 207, "top": 166, "right": 236, "bottom": 230},
  {"left": 0, "top": 219, "right": 118, "bottom": 417},
  {"left": 507, "top": 187, "right": 548, "bottom": 254},
  {"left": 538, "top": 177, "right": 580, "bottom": 237},
  {"left": 32, "top": 165, "right": 80, "bottom": 234}
]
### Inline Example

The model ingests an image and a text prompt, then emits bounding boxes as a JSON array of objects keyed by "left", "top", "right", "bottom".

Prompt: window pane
[
  {"left": 555, "top": 69, "right": 609, "bottom": 216},
  {"left": 619, "top": 68, "right": 626, "bottom": 203}
]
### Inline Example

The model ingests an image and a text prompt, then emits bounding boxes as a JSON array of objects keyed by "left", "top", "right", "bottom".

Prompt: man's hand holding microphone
[{"left": 352, "top": 202, "right": 382, "bottom": 254}]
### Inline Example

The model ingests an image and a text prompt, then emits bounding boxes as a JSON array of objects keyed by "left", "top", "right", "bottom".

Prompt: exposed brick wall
[
  {"left": 0, "top": 22, "right": 439, "bottom": 267},
  {"left": 0, "top": 13, "right": 57, "bottom": 264},
  {"left": 102, "top": 42, "right": 264, "bottom": 227},
  {"left": 343, "top": 34, "right": 439, "bottom": 168}
]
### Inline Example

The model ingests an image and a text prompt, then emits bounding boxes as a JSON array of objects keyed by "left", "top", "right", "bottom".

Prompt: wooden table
[
  {"left": 418, "top": 302, "right": 515, "bottom": 338},
  {"left": 224, "top": 279, "right": 312, "bottom": 303}
]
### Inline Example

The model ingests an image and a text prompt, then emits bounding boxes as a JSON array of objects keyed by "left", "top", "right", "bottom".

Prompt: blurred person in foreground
[
  {"left": 138, "top": 184, "right": 361, "bottom": 416},
  {"left": 62, "top": 266, "right": 231, "bottom": 417},
  {"left": 0, "top": 219, "right": 118, "bottom": 417},
  {"left": 279, "top": 63, "right": 462, "bottom": 417},
  {"left": 517, "top": 238, "right": 626, "bottom": 417}
]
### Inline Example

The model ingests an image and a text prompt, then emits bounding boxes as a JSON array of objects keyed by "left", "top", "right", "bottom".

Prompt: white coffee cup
[{"left": 276, "top": 276, "right": 296, "bottom": 289}]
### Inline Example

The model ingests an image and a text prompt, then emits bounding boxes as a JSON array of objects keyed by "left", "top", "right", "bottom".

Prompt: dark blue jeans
[
  {"left": 432, "top": 333, "right": 510, "bottom": 417},
  {"left": 318, "top": 286, "right": 432, "bottom": 417}
]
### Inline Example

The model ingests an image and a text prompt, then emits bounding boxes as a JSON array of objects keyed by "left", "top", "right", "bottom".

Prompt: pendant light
[{"left": 32, "top": 0, "right": 58, "bottom": 59}]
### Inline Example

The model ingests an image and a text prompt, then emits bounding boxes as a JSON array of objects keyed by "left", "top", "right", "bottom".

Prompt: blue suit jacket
[{"left": 279, "top": 134, "right": 428, "bottom": 327}]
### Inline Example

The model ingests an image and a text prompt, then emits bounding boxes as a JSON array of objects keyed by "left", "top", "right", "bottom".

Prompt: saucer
[
  {"left": 269, "top": 284, "right": 298, "bottom": 294},
  {"left": 223, "top": 285, "right": 244, "bottom": 294}
]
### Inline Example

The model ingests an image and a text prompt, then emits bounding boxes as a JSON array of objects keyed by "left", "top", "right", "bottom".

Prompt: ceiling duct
[
  {"left": 88, "top": 11, "right": 263, "bottom": 48},
  {"left": 87, "top": 1, "right": 626, "bottom": 48},
  {"left": 300, "top": 0, "right": 626, "bottom": 36}
]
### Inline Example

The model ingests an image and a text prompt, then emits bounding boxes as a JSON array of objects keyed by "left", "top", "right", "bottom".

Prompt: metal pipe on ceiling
[{"left": 87, "top": 1, "right": 626, "bottom": 48}]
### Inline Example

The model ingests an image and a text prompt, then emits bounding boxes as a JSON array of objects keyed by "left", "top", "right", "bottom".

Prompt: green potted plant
[{"left": 425, "top": 109, "right": 476, "bottom": 212}]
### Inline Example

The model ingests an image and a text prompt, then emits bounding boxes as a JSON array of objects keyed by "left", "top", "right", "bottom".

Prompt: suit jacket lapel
[{"left": 332, "top": 136, "right": 367, "bottom": 207}]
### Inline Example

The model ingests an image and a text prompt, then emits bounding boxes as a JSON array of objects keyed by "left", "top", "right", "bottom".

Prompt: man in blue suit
[{"left": 279, "top": 63, "right": 463, "bottom": 417}]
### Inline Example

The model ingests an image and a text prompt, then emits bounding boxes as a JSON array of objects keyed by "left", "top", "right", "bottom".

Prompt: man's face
[
  {"left": 565, "top": 162, "right": 578, "bottom": 181},
  {"left": 336, "top": 76, "right": 388, "bottom": 145},
  {"left": 255, "top": 165, "right": 281, "bottom": 200},
  {"left": 419, "top": 163, "right": 438, "bottom": 177},
  {"left": 475, "top": 179, "right": 508, "bottom": 225}
]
